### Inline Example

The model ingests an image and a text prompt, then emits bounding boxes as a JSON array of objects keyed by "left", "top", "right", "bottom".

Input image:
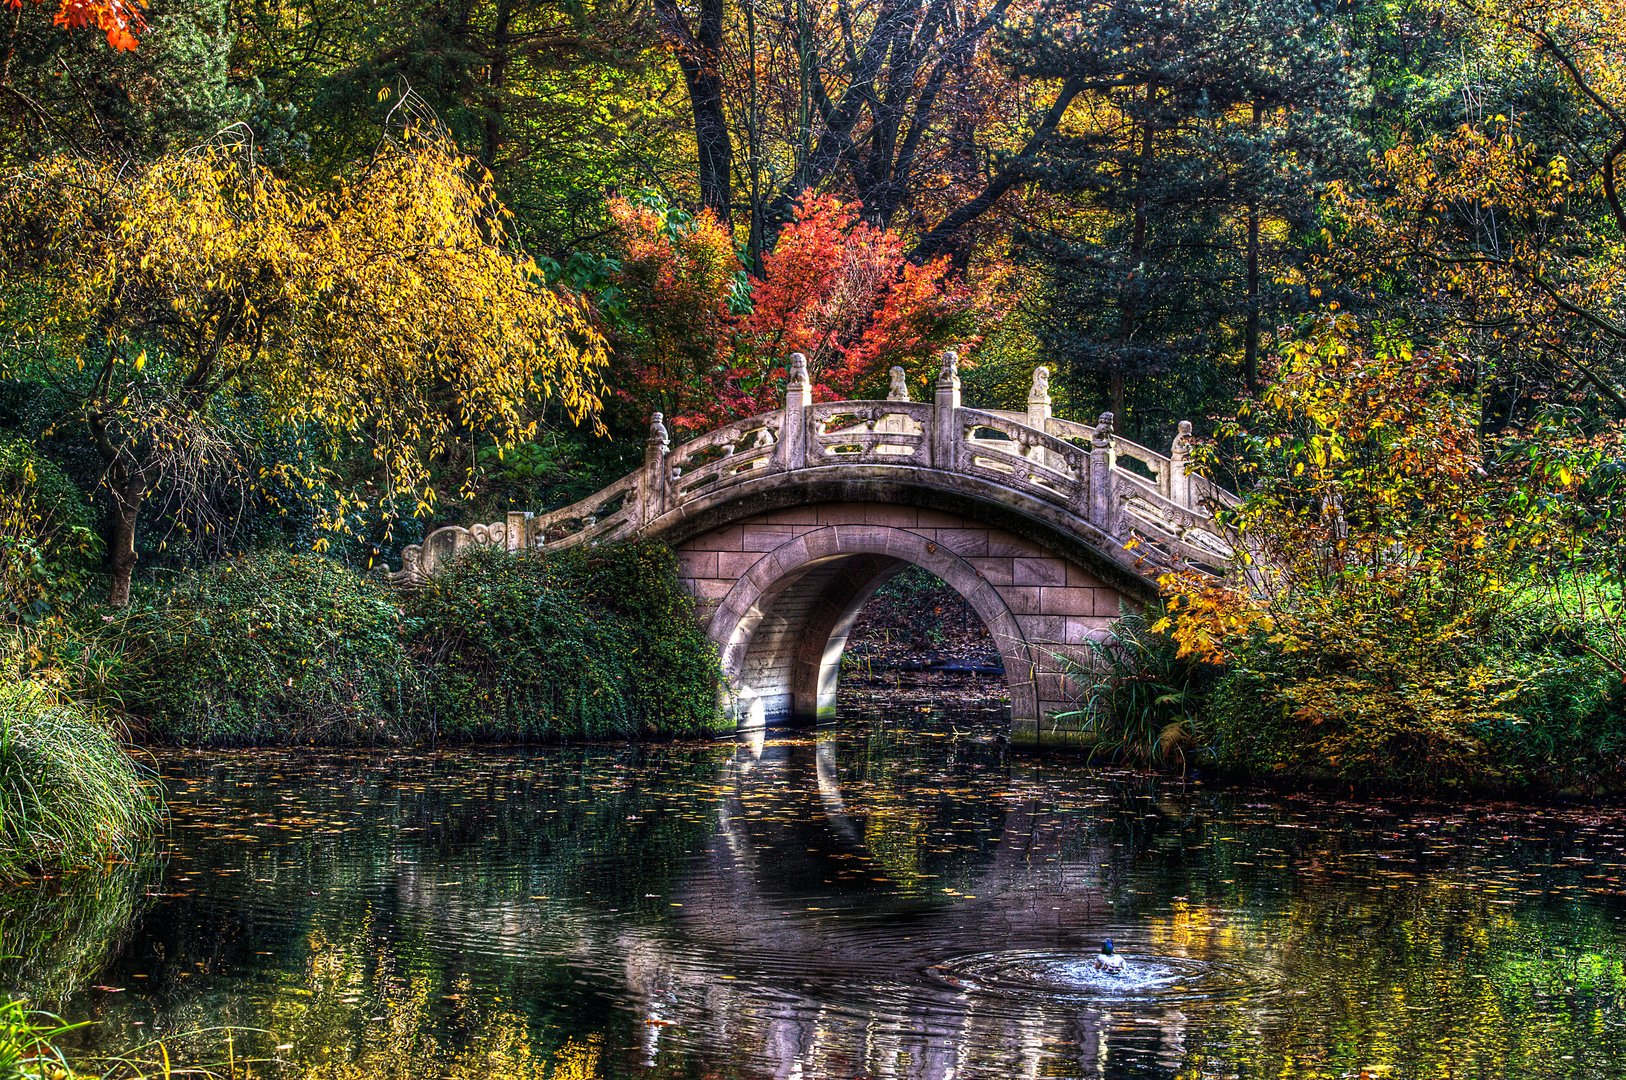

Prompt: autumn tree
[
  {"left": 656, "top": 0, "right": 1071, "bottom": 264},
  {"left": 0, "top": 127, "right": 606, "bottom": 604},
  {"left": 602, "top": 192, "right": 999, "bottom": 429},
  {"left": 1159, "top": 313, "right": 1537, "bottom": 782},
  {"left": 1322, "top": 0, "right": 1626, "bottom": 422},
  {"left": 601, "top": 193, "right": 748, "bottom": 428},
  {"left": 1000, "top": 0, "right": 1359, "bottom": 429},
  {"left": 741, "top": 194, "right": 997, "bottom": 399}
]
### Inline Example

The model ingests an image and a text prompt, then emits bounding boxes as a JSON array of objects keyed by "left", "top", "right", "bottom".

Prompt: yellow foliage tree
[
  {"left": 1323, "top": 0, "right": 1626, "bottom": 415},
  {"left": 0, "top": 128, "right": 606, "bottom": 604}
]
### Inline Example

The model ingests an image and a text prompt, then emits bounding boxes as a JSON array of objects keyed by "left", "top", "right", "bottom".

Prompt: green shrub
[
  {"left": 117, "top": 552, "right": 413, "bottom": 746},
  {"left": 1485, "top": 615, "right": 1626, "bottom": 792},
  {"left": 406, "top": 542, "right": 724, "bottom": 740},
  {"left": 0, "top": 679, "right": 161, "bottom": 881},
  {"left": 0, "top": 439, "right": 100, "bottom": 625},
  {"left": 1051, "top": 608, "right": 1215, "bottom": 770},
  {"left": 1198, "top": 609, "right": 1626, "bottom": 791}
]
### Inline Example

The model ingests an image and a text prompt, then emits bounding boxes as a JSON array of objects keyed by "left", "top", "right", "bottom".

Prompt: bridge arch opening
[
  {"left": 839, "top": 566, "right": 1009, "bottom": 711},
  {"left": 707, "top": 525, "right": 1039, "bottom": 730}
]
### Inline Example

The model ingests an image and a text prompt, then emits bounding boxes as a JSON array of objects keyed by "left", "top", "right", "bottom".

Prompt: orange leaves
[
  {"left": 604, "top": 192, "right": 1002, "bottom": 430},
  {"left": 743, "top": 194, "right": 1000, "bottom": 401},
  {"left": 3, "top": 0, "right": 147, "bottom": 51},
  {"left": 1156, "top": 312, "right": 1544, "bottom": 780}
]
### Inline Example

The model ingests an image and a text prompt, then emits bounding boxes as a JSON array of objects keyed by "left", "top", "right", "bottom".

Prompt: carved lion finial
[
  {"left": 1028, "top": 365, "right": 1051, "bottom": 403},
  {"left": 647, "top": 411, "right": 669, "bottom": 453},
  {"left": 1094, "top": 411, "right": 1115, "bottom": 444},
  {"left": 937, "top": 349, "right": 959, "bottom": 385},
  {"left": 887, "top": 366, "right": 910, "bottom": 402},
  {"left": 788, "top": 352, "right": 810, "bottom": 384},
  {"left": 1173, "top": 419, "right": 1193, "bottom": 454}
]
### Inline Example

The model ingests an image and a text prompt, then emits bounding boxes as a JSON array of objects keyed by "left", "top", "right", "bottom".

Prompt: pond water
[{"left": 8, "top": 707, "right": 1626, "bottom": 1079}]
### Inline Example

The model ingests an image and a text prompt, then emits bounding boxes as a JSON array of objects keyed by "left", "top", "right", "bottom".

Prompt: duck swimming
[{"left": 1093, "top": 939, "right": 1125, "bottom": 976}]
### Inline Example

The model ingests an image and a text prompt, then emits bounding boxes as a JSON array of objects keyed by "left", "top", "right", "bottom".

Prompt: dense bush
[
  {"left": 0, "top": 679, "right": 161, "bottom": 880},
  {"left": 0, "top": 438, "right": 100, "bottom": 625},
  {"left": 116, "top": 552, "right": 414, "bottom": 745},
  {"left": 1159, "top": 316, "right": 1611, "bottom": 789},
  {"left": 1488, "top": 617, "right": 1626, "bottom": 792},
  {"left": 406, "top": 542, "right": 724, "bottom": 740},
  {"left": 1131, "top": 606, "right": 1626, "bottom": 792}
]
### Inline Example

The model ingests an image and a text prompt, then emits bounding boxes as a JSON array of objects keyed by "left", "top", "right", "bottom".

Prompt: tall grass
[
  {"left": 1, "top": 995, "right": 266, "bottom": 1080},
  {"left": 0, "top": 679, "right": 162, "bottom": 881},
  {"left": 1051, "top": 610, "right": 1211, "bottom": 771},
  {"left": 0, "top": 995, "right": 82, "bottom": 1080}
]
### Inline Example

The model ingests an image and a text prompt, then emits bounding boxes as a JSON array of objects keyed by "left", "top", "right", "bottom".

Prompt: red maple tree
[{"left": 604, "top": 193, "right": 1002, "bottom": 432}]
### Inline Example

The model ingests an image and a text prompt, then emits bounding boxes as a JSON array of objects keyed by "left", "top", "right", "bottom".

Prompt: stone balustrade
[{"left": 386, "top": 352, "right": 1232, "bottom": 587}]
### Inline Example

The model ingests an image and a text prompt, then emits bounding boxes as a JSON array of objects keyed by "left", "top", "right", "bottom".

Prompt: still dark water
[{"left": 8, "top": 709, "right": 1626, "bottom": 1079}]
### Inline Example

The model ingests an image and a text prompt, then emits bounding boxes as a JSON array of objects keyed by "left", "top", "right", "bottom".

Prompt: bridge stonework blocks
[
  {"left": 674, "top": 507, "right": 1125, "bottom": 743},
  {"left": 389, "top": 355, "right": 1234, "bottom": 746}
]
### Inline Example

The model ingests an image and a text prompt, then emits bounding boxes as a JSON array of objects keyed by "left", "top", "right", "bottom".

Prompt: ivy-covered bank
[
  {"left": 46, "top": 542, "right": 726, "bottom": 748},
  {"left": 1, "top": 540, "right": 725, "bottom": 876}
]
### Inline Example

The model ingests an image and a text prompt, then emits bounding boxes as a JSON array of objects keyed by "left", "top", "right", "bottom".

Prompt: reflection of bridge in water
[
  {"left": 399, "top": 734, "right": 1204, "bottom": 1078},
  {"left": 393, "top": 354, "right": 1233, "bottom": 743}
]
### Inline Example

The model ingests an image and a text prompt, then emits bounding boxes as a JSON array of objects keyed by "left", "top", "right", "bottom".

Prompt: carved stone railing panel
[
  {"left": 668, "top": 413, "right": 782, "bottom": 476},
  {"left": 533, "top": 474, "right": 639, "bottom": 547},
  {"left": 385, "top": 354, "right": 1235, "bottom": 586},
  {"left": 808, "top": 400, "right": 932, "bottom": 465},
  {"left": 671, "top": 441, "right": 779, "bottom": 503},
  {"left": 955, "top": 408, "right": 1088, "bottom": 505}
]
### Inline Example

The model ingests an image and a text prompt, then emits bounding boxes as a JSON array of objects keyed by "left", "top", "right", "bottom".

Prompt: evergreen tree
[
  {"left": 1001, "top": 0, "right": 1360, "bottom": 431},
  {"left": 0, "top": 0, "right": 249, "bottom": 163}
]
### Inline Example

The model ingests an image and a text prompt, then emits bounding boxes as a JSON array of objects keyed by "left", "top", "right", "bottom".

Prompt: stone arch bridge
[{"left": 390, "top": 354, "right": 1232, "bottom": 743}]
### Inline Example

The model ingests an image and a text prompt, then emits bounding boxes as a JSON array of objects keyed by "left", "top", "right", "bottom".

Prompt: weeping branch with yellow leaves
[{"left": 0, "top": 125, "right": 608, "bottom": 604}]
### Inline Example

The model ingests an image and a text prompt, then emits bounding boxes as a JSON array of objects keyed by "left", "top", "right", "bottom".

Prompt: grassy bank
[
  {"left": 34, "top": 540, "right": 726, "bottom": 748},
  {"left": 0, "top": 680, "right": 161, "bottom": 881}
]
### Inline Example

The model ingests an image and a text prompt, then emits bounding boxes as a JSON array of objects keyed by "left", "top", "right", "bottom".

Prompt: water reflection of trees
[
  {"left": 0, "top": 861, "right": 157, "bottom": 1002},
  {"left": 12, "top": 730, "right": 1626, "bottom": 1079}
]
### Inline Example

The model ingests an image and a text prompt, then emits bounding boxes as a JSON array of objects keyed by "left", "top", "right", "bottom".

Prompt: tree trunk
[
  {"left": 481, "top": 0, "right": 514, "bottom": 171},
  {"left": 107, "top": 479, "right": 144, "bottom": 607},
  {"left": 1113, "top": 80, "right": 1156, "bottom": 424},
  {"left": 656, "top": 0, "right": 734, "bottom": 224},
  {"left": 1242, "top": 98, "right": 1263, "bottom": 397}
]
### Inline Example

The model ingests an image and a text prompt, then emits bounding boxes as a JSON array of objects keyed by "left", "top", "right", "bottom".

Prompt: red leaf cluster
[
  {"left": 605, "top": 193, "right": 1003, "bottom": 432},
  {"left": 4, "top": 0, "right": 146, "bottom": 51}
]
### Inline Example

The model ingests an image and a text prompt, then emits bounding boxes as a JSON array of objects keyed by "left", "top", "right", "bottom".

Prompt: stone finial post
[
  {"left": 1026, "top": 366, "right": 1052, "bottom": 428},
  {"left": 1025, "top": 366, "right": 1052, "bottom": 466},
  {"left": 505, "top": 510, "right": 533, "bottom": 553},
  {"left": 777, "top": 353, "right": 813, "bottom": 471},
  {"left": 642, "top": 411, "right": 670, "bottom": 525},
  {"left": 1169, "top": 419, "right": 1194, "bottom": 508},
  {"left": 930, "top": 349, "right": 960, "bottom": 470},
  {"left": 1089, "top": 410, "right": 1120, "bottom": 533},
  {"left": 887, "top": 366, "right": 911, "bottom": 402}
]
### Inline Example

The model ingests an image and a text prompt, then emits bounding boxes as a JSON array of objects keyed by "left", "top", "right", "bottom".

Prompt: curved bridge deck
[{"left": 390, "top": 353, "right": 1232, "bottom": 742}]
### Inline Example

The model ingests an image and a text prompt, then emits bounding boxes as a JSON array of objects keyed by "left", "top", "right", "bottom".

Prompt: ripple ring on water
[{"left": 927, "top": 951, "right": 1271, "bottom": 1005}]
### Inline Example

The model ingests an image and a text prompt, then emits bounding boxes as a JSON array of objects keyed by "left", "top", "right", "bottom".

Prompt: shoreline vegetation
[
  {"left": 0, "top": 0, "right": 1623, "bottom": 951},
  {"left": 0, "top": 540, "right": 726, "bottom": 881},
  {"left": 1, "top": 525, "right": 1623, "bottom": 883}
]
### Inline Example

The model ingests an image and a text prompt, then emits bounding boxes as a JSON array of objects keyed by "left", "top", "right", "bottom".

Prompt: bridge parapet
[{"left": 387, "top": 353, "right": 1232, "bottom": 586}]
